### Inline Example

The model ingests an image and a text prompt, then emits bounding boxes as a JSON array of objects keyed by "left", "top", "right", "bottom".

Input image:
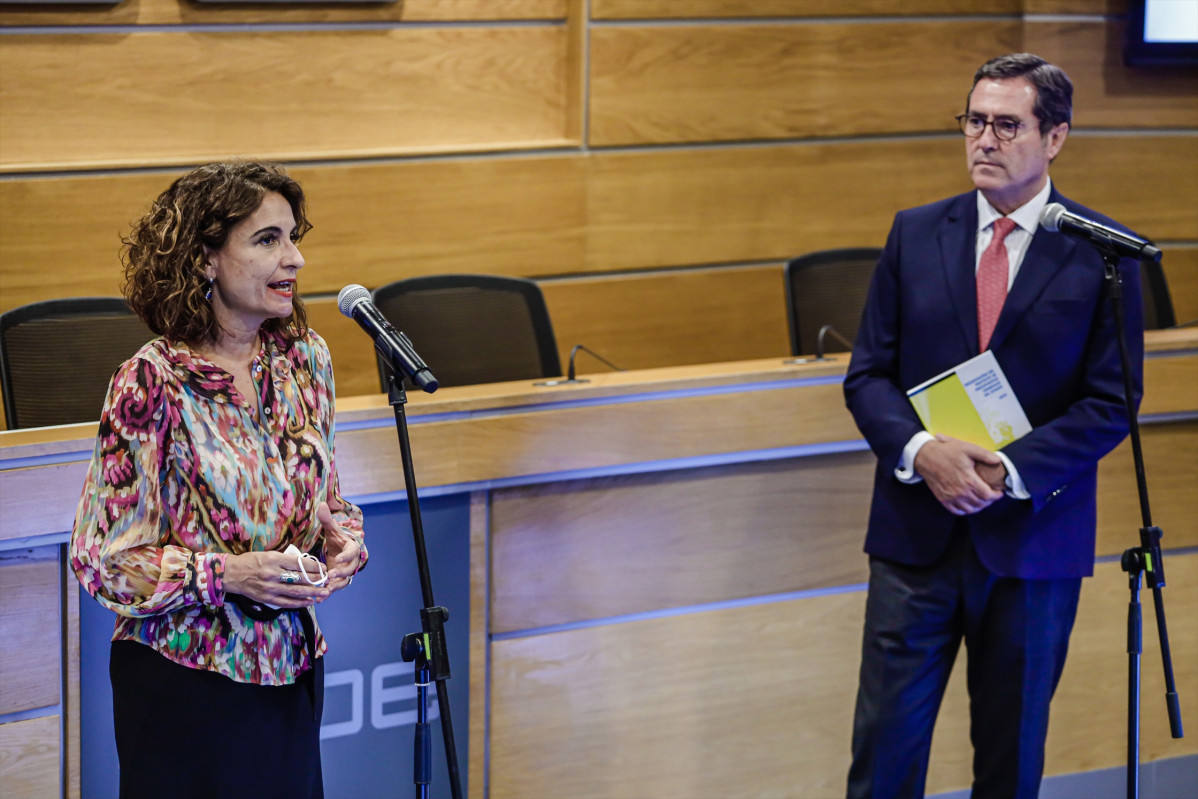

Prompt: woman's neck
[{"left": 195, "top": 328, "right": 261, "bottom": 367}]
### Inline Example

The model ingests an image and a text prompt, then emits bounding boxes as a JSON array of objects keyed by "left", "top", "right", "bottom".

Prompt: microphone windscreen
[
  {"left": 1039, "top": 203, "right": 1066, "bottom": 232},
  {"left": 337, "top": 284, "right": 371, "bottom": 317}
]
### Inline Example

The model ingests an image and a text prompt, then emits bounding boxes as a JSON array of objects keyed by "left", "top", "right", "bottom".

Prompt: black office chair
[
  {"left": 1140, "top": 258, "right": 1176, "bottom": 330},
  {"left": 0, "top": 297, "right": 154, "bottom": 429},
  {"left": 784, "top": 248, "right": 882, "bottom": 357},
  {"left": 370, "top": 274, "right": 562, "bottom": 390}
]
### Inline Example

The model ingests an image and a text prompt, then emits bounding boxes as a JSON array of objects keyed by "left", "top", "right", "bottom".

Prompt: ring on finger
[{"left": 280, "top": 570, "right": 302, "bottom": 585}]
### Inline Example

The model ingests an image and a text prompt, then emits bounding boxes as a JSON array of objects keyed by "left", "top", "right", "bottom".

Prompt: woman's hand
[
  {"left": 223, "top": 550, "right": 330, "bottom": 608},
  {"left": 319, "top": 499, "right": 362, "bottom": 594}
]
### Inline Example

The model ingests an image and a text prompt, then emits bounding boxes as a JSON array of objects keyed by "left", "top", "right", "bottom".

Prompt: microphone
[
  {"left": 786, "top": 324, "right": 854, "bottom": 364},
  {"left": 337, "top": 284, "right": 438, "bottom": 393},
  {"left": 815, "top": 324, "right": 854, "bottom": 360},
  {"left": 534, "top": 344, "right": 624, "bottom": 387},
  {"left": 1039, "top": 203, "right": 1162, "bottom": 262}
]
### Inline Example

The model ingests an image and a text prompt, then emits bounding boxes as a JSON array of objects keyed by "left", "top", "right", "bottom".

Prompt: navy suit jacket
[{"left": 844, "top": 187, "right": 1144, "bottom": 579}]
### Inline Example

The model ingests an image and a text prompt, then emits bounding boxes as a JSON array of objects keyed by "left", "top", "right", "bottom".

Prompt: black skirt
[{"left": 109, "top": 640, "right": 324, "bottom": 799}]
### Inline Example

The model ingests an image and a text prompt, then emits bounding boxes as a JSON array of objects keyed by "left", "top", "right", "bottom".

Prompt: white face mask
[{"left": 284, "top": 543, "right": 328, "bottom": 587}]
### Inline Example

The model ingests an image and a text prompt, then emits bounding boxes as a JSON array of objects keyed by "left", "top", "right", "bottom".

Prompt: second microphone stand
[{"left": 387, "top": 374, "right": 464, "bottom": 799}]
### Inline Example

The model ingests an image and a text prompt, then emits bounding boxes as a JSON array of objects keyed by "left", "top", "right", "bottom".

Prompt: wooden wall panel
[
  {"left": 489, "top": 453, "right": 874, "bottom": 633},
  {"left": 540, "top": 265, "right": 791, "bottom": 371},
  {"left": 589, "top": 19, "right": 1197, "bottom": 147},
  {"left": 586, "top": 134, "right": 1198, "bottom": 273},
  {"left": 0, "top": 0, "right": 565, "bottom": 26},
  {"left": 0, "top": 156, "right": 587, "bottom": 315},
  {"left": 592, "top": 0, "right": 1023, "bottom": 19},
  {"left": 0, "top": 715, "right": 60, "bottom": 799},
  {"left": 586, "top": 139, "right": 962, "bottom": 271},
  {"left": 1096, "top": 423, "right": 1198, "bottom": 558},
  {"left": 305, "top": 299, "right": 383, "bottom": 400},
  {"left": 1163, "top": 246, "right": 1198, "bottom": 325},
  {"left": 1027, "top": 21, "right": 1198, "bottom": 129},
  {"left": 290, "top": 157, "right": 585, "bottom": 291},
  {"left": 467, "top": 492, "right": 488, "bottom": 799},
  {"left": 589, "top": 21, "right": 1023, "bottom": 146},
  {"left": 1024, "top": 0, "right": 1128, "bottom": 13},
  {"left": 0, "top": 551, "right": 60, "bottom": 715},
  {"left": 489, "top": 554, "right": 1197, "bottom": 797},
  {"left": 1051, "top": 136, "right": 1198, "bottom": 240},
  {"left": 490, "top": 591, "right": 867, "bottom": 798},
  {"left": 0, "top": 26, "right": 571, "bottom": 171}
]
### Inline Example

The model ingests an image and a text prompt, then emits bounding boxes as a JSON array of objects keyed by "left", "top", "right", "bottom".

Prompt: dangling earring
[{"left": 205, "top": 277, "right": 213, "bottom": 301}]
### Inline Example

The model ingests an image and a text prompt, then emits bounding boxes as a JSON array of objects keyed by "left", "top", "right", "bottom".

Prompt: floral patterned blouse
[{"left": 71, "top": 328, "right": 366, "bottom": 686}]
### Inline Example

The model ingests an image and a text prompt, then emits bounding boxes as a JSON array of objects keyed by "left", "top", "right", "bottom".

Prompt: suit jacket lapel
[
  {"left": 937, "top": 193, "right": 980, "bottom": 352},
  {"left": 987, "top": 188, "right": 1078, "bottom": 351}
]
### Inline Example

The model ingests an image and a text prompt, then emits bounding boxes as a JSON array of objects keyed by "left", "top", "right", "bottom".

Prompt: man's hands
[
  {"left": 914, "top": 434, "right": 1007, "bottom": 516},
  {"left": 319, "top": 499, "right": 362, "bottom": 594}
]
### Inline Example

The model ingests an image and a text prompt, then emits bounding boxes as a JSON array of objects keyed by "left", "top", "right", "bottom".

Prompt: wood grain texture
[
  {"left": 1096, "top": 423, "right": 1198, "bottom": 557},
  {"left": 586, "top": 135, "right": 1198, "bottom": 272},
  {"left": 489, "top": 453, "right": 874, "bottom": 633},
  {"left": 0, "top": 156, "right": 587, "bottom": 315},
  {"left": 0, "top": 26, "right": 571, "bottom": 171},
  {"left": 0, "top": 551, "right": 60, "bottom": 715},
  {"left": 1141, "top": 355, "right": 1198, "bottom": 417},
  {"left": 1023, "top": 0, "right": 1129, "bottom": 17},
  {"left": 589, "top": 21, "right": 1023, "bottom": 146},
  {"left": 489, "top": 590, "right": 867, "bottom": 798},
  {"left": 289, "top": 156, "right": 586, "bottom": 294},
  {"left": 591, "top": 0, "right": 1023, "bottom": 19},
  {"left": 305, "top": 298, "right": 383, "bottom": 400},
  {"left": 540, "top": 265, "right": 791, "bottom": 371},
  {"left": 467, "top": 492, "right": 488, "bottom": 799},
  {"left": 1162, "top": 246, "right": 1198, "bottom": 326},
  {"left": 1027, "top": 20, "right": 1198, "bottom": 129},
  {"left": 3, "top": 135, "right": 1192, "bottom": 316},
  {"left": 0, "top": 715, "right": 60, "bottom": 799},
  {"left": 0, "top": 0, "right": 566, "bottom": 26},
  {"left": 487, "top": 555, "right": 1195, "bottom": 798}
]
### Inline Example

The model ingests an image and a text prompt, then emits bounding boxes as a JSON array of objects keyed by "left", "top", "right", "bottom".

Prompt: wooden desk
[{"left": 2, "top": 331, "right": 1195, "bottom": 797}]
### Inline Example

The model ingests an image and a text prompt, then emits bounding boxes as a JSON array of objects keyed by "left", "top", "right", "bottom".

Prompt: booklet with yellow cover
[{"left": 906, "top": 350, "right": 1032, "bottom": 451}]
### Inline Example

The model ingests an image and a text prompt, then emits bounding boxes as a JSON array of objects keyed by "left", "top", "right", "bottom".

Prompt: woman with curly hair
[{"left": 71, "top": 161, "right": 366, "bottom": 799}]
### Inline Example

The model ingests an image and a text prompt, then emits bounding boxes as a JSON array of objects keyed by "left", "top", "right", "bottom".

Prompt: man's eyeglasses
[{"left": 956, "top": 114, "right": 1025, "bottom": 141}]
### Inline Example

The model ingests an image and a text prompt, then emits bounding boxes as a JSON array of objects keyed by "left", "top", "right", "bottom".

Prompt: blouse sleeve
[
  {"left": 70, "top": 356, "right": 225, "bottom": 617},
  {"left": 307, "top": 331, "right": 368, "bottom": 572}
]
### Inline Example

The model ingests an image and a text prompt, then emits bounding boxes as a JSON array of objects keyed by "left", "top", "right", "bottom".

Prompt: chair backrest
[
  {"left": 0, "top": 297, "right": 154, "bottom": 429},
  {"left": 784, "top": 248, "right": 883, "bottom": 357},
  {"left": 370, "top": 274, "right": 561, "bottom": 390},
  {"left": 1140, "top": 258, "right": 1176, "bottom": 330}
]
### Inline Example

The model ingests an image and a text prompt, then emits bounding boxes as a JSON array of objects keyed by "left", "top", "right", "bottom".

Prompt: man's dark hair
[{"left": 969, "top": 53, "right": 1073, "bottom": 135}]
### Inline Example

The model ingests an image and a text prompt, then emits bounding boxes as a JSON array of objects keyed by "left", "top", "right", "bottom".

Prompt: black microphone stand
[
  {"left": 786, "top": 323, "right": 855, "bottom": 363},
  {"left": 386, "top": 372, "right": 464, "bottom": 799},
  {"left": 1097, "top": 249, "right": 1184, "bottom": 799}
]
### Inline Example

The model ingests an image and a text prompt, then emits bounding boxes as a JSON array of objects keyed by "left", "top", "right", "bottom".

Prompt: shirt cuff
[
  {"left": 995, "top": 451, "right": 1030, "bottom": 500},
  {"left": 191, "top": 552, "right": 226, "bottom": 606},
  {"left": 896, "top": 431, "right": 935, "bottom": 484}
]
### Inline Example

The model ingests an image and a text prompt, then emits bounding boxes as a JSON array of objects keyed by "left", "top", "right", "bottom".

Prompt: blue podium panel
[{"left": 80, "top": 494, "right": 472, "bottom": 799}]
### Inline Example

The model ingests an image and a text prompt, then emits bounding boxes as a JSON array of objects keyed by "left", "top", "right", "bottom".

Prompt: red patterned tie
[{"left": 977, "top": 217, "right": 1017, "bottom": 352}]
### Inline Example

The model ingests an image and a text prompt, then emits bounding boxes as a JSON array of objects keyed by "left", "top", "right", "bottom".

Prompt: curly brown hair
[{"left": 122, "top": 161, "right": 311, "bottom": 345}]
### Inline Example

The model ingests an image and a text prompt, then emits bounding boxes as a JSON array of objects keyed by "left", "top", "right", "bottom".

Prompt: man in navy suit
[{"left": 844, "top": 53, "right": 1143, "bottom": 798}]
